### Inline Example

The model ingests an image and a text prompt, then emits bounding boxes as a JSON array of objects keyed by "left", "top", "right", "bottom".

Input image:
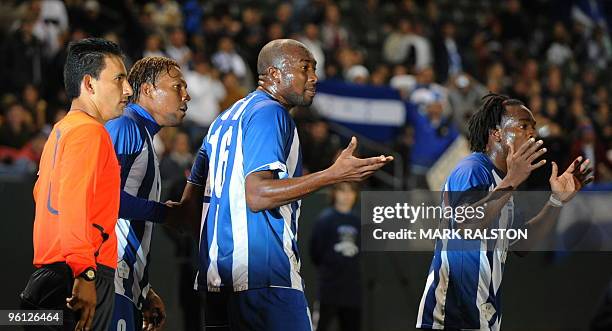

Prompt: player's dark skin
[
  {"left": 176, "top": 40, "right": 393, "bottom": 233},
  {"left": 458, "top": 104, "right": 593, "bottom": 250},
  {"left": 245, "top": 40, "right": 393, "bottom": 212},
  {"left": 128, "top": 62, "right": 190, "bottom": 331}
]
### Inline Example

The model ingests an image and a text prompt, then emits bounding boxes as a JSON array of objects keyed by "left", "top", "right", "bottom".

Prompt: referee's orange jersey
[{"left": 32, "top": 111, "right": 120, "bottom": 277}]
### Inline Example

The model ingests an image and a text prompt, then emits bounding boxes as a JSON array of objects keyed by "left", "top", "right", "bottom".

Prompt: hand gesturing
[{"left": 550, "top": 156, "right": 594, "bottom": 203}]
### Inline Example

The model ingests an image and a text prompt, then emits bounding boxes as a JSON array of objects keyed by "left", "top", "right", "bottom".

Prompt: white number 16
[{"left": 208, "top": 126, "right": 233, "bottom": 198}]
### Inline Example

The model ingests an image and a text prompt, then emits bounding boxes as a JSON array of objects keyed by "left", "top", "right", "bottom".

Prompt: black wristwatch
[{"left": 79, "top": 267, "right": 97, "bottom": 281}]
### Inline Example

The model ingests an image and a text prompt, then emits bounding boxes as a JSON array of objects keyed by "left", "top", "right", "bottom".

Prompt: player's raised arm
[
  {"left": 512, "top": 156, "right": 594, "bottom": 251},
  {"left": 245, "top": 137, "right": 392, "bottom": 212},
  {"left": 454, "top": 137, "right": 548, "bottom": 230}
]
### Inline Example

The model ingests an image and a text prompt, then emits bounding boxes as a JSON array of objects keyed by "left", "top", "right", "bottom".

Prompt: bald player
[{"left": 177, "top": 39, "right": 393, "bottom": 330}]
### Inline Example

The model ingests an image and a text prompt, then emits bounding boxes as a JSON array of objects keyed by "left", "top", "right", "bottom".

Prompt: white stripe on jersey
[
  {"left": 492, "top": 168, "right": 510, "bottom": 297},
  {"left": 246, "top": 161, "right": 287, "bottom": 178},
  {"left": 208, "top": 208, "right": 222, "bottom": 289},
  {"left": 280, "top": 204, "right": 302, "bottom": 291},
  {"left": 416, "top": 266, "right": 435, "bottom": 328},
  {"left": 306, "top": 306, "right": 314, "bottom": 331},
  {"left": 221, "top": 98, "right": 243, "bottom": 120},
  {"left": 284, "top": 128, "right": 300, "bottom": 179},
  {"left": 131, "top": 221, "right": 153, "bottom": 302},
  {"left": 123, "top": 144, "right": 148, "bottom": 195},
  {"left": 195, "top": 164, "right": 212, "bottom": 291},
  {"left": 477, "top": 241, "right": 492, "bottom": 328},
  {"left": 491, "top": 317, "right": 501, "bottom": 331},
  {"left": 229, "top": 119, "right": 249, "bottom": 289},
  {"left": 130, "top": 128, "right": 159, "bottom": 303},
  {"left": 432, "top": 243, "right": 449, "bottom": 329},
  {"left": 114, "top": 218, "right": 131, "bottom": 295},
  {"left": 295, "top": 200, "right": 302, "bottom": 241},
  {"left": 279, "top": 128, "right": 302, "bottom": 290},
  {"left": 232, "top": 94, "right": 257, "bottom": 120},
  {"left": 146, "top": 127, "right": 162, "bottom": 204}
]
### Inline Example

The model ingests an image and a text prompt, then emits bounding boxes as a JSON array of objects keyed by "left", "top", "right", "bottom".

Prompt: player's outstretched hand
[
  {"left": 142, "top": 288, "right": 166, "bottom": 331},
  {"left": 66, "top": 278, "right": 96, "bottom": 331},
  {"left": 327, "top": 136, "right": 393, "bottom": 182},
  {"left": 549, "top": 156, "right": 594, "bottom": 203},
  {"left": 505, "top": 138, "right": 547, "bottom": 188}
]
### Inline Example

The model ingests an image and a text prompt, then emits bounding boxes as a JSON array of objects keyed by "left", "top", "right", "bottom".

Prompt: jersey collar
[
  {"left": 477, "top": 152, "right": 506, "bottom": 178},
  {"left": 125, "top": 103, "right": 161, "bottom": 135}
]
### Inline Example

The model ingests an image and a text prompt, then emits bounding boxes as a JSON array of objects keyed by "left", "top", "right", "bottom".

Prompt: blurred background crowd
[
  {"left": 0, "top": 0, "right": 611, "bottom": 189},
  {"left": 1, "top": 1, "right": 612, "bottom": 330}
]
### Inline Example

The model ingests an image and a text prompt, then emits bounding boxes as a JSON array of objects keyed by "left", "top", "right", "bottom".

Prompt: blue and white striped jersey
[
  {"left": 417, "top": 152, "right": 517, "bottom": 331},
  {"left": 188, "top": 89, "right": 303, "bottom": 292},
  {"left": 105, "top": 103, "right": 166, "bottom": 308}
]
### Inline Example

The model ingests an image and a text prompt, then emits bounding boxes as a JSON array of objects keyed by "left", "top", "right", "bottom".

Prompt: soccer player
[
  {"left": 416, "top": 94, "right": 593, "bottom": 330},
  {"left": 177, "top": 39, "right": 393, "bottom": 330},
  {"left": 20, "top": 38, "right": 133, "bottom": 331},
  {"left": 105, "top": 56, "right": 191, "bottom": 331}
]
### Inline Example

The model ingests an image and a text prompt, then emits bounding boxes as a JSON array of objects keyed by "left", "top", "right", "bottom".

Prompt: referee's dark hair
[
  {"left": 467, "top": 93, "right": 524, "bottom": 152},
  {"left": 127, "top": 56, "right": 180, "bottom": 103},
  {"left": 63, "top": 38, "right": 123, "bottom": 100}
]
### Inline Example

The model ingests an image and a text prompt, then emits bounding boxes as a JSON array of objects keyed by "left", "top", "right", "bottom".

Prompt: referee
[{"left": 20, "top": 38, "right": 133, "bottom": 331}]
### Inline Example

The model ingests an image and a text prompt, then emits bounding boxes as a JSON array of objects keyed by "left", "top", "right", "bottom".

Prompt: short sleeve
[
  {"left": 242, "top": 104, "right": 290, "bottom": 178},
  {"left": 105, "top": 116, "right": 143, "bottom": 156},
  {"left": 105, "top": 116, "right": 143, "bottom": 188},
  {"left": 445, "top": 162, "right": 492, "bottom": 207}
]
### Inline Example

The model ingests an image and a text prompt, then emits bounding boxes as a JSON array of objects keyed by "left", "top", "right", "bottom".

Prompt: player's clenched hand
[
  {"left": 327, "top": 137, "right": 393, "bottom": 182},
  {"left": 549, "top": 156, "right": 594, "bottom": 203},
  {"left": 142, "top": 288, "right": 166, "bottom": 331},
  {"left": 504, "top": 138, "right": 547, "bottom": 188},
  {"left": 66, "top": 278, "right": 96, "bottom": 331}
]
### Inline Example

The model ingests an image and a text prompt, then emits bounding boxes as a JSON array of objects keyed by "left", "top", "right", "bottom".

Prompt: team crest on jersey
[
  {"left": 117, "top": 260, "right": 130, "bottom": 279},
  {"left": 481, "top": 302, "right": 496, "bottom": 322}
]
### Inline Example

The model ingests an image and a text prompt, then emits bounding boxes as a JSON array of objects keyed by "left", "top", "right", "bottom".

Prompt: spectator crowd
[{"left": 0, "top": 0, "right": 611, "bottom": 187}]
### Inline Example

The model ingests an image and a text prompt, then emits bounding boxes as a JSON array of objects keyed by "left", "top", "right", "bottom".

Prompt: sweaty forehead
[
  {"left": 286, "top": 45, "right": 314, "bottom": 62},
  {"left": 159, "top": 65, "right": 184, "bottom": 80}
]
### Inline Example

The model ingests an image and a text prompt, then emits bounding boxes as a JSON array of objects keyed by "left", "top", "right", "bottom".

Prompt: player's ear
[
  {"left": 268, "top": 67, "right": 281, "bottom": 82},
  {"left": 491, "top": 127, "right": 502, "bottom": 143},
  {"left": 141, "top": 82, "right": 154, "bottom": 98},
  {"left": 82, "top": 74, "right": 95, "bottom": 95}
]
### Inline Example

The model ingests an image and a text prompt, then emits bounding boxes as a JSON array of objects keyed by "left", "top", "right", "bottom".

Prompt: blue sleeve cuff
[{"left": 119, "top": 191, "right": 168, "bottom": 223}]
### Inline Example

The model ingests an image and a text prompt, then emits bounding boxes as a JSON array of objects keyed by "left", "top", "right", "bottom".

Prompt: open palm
[{"left": 549, "top": 157, "right": 594, "bottom": 202}]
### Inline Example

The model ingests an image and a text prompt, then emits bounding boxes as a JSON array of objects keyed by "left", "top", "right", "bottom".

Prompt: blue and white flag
[{"left": 312, "top": 80, "right": 406, "bottom": 142}]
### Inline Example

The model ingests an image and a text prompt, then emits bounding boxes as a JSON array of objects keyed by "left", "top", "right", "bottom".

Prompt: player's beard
[
  {"left": 285, "top": 90, "right": 312, "bottom": 107},
  {"left": 281, "top": 77, "right": 313, "bottom": 107}
]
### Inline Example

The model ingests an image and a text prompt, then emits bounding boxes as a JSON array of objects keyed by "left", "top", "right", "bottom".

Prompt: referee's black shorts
[{"left": 20, "top": 262, "right": 115, "bottom": 331}]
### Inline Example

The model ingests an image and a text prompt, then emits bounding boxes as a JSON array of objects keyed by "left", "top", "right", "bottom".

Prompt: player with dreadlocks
[
  {"left": 416, "top": 93, "right": 593, "bottom": 330},
  {"left": 105, "top": 56, "right": 191, "bottom": 331}
]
